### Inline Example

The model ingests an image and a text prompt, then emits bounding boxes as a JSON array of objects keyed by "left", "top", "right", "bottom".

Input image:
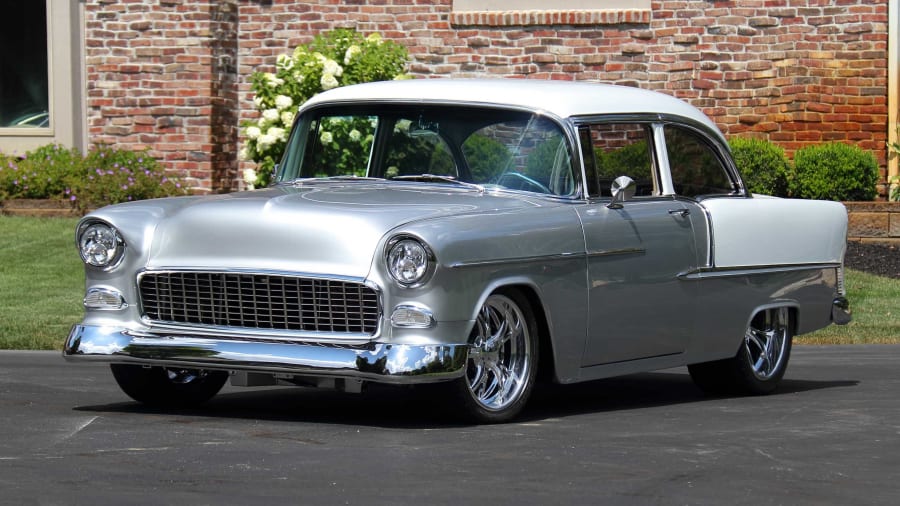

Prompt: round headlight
[
  {"left": 386, "top": 237, "right": 433, "bottom": 287},
  {"left": 77, "top": 221, "right": 125, "bottom": 269}
]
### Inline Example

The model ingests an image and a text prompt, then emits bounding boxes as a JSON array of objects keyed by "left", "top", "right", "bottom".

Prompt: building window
[{"left": 0, "top": 2, "right": 50, "bottom": 129}]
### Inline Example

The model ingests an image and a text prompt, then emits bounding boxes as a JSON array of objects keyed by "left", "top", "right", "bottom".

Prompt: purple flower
[{"left": 70, "top": 195, "right": 77, "bottom": 201}]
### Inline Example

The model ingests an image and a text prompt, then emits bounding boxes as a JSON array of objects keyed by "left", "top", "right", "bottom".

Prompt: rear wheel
[
  {"left": 110, "top": 364, "right": 229, "bottom": 408},
  {"left": 448, "top": 290, "right": 539, "bottom": 423},
  {"left": 689, "top": 307, "right": 793, "bottom": 395}
]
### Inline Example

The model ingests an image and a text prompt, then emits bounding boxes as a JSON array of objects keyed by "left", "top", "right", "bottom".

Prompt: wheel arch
[
  {"left": 474, "top": 280, "right": 558, "bottom": 384},
  {"left": 734, "top": 302, "right": 798, "bottom": 354}
]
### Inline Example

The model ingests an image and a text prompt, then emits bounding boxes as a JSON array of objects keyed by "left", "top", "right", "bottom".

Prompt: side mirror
[{"left": 607, "top": 176, "right": 636, "bottom": 209}]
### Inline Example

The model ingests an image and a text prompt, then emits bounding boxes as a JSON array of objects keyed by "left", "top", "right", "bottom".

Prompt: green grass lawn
[
  {"left": 796, "top": 268, "right": 900, "bottom": 344},
  {"left": 0, "top": 216, "right": 83, "bottom": 350},
  {"left": 0, "top": 215, "right": 897, "bottom": 350}
]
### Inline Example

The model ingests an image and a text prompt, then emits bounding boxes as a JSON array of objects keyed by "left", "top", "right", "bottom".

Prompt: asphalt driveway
[{"left": 1, "top": 346, "right": 898, "bottom": 505}]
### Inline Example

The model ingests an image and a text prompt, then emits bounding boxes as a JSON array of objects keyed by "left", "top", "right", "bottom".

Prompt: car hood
[{"left": 139, "top": 183, "right": 551, "bottom": 278}]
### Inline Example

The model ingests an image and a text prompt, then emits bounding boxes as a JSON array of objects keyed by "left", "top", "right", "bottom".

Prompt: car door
[{"left": 576, "top": 121, "right": 701, "bottom": 366}]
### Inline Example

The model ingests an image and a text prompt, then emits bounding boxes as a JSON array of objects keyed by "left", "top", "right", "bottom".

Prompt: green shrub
[
  {"left": 791, "top": 142, "right": 878, "bottom": 201},
  {"left": 728, "top": 137, "right": 790, "bottom": 197},
  {"left": 0, "top": 143, "right": 187, "bottom": 211},
  {"left": 0, "top": 144, "right": 82, "bottom": 200},
  {"left": 68, "top": 145, "right": 187, "bottom": 211}
]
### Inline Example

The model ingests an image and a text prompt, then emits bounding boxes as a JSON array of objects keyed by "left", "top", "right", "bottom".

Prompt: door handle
[{"left": 668, "top": 208, "right": 690, "bottom": 217}]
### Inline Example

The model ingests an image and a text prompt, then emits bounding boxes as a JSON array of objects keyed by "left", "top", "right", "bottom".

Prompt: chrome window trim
[
  {"left": 656, "top": 118, "right": 748, "bottom": 199},
  {"left": 571, "top": 114, "right": 664, "bottom": 200},
  {"left": 279, "top": 100, "right": 587, "bottom": 201}
]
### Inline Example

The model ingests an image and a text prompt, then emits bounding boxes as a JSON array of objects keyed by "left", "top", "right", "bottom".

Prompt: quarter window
[{"left": 664, "top": 126, "right": 736, "bottom": 198}]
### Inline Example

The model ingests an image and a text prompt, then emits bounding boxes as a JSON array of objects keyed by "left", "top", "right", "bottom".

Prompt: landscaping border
[
  {"left": 0, "top": 199, "right": 81, "bottom": 218},
  {"left": 845, "top": 202, "right": 900, "bottom": 245}
]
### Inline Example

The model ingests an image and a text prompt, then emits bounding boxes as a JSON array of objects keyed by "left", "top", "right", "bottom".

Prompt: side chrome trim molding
[
  {"left": 448, "top": 252, "right": 582, "bottom": 269},
  {"left": 586, "top": 247, "right": 646, "bottom": 259},
  {"left": 678, "top": 262, "right": 843, "bottom": 280}
]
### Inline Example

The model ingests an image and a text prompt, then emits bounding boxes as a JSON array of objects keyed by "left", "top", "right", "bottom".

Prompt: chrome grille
[{"left": 139, "top": 272, "right": 380, "bottom": 335}]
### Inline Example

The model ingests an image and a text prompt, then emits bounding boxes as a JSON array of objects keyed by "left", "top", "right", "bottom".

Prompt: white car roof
[{"left": 301, "top": 78, "right": 723, "bottom": 140}]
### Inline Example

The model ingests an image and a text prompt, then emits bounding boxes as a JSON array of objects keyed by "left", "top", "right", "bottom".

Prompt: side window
[
  {"left": 664, "top": 126, "right": 735, "bottom": 198},
  {"left": 584, "top": 123, "right": 656, "bottom": 197}
]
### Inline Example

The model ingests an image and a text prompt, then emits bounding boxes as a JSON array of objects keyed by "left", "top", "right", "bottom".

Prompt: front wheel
[
  {"left": 689, "top": 307, "right": 793, "bottom": 395},
  {"left": 110, "top": 364, "right": 229, "bottom": 408},
  {"left": 448, "top": 290, "right": 539, "bottom": 423}
]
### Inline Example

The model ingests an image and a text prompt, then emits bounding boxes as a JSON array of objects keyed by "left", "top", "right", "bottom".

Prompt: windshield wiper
[
  {"left": 288, "top": 175, "right": 385, "bottom": 185},
  {"left": 391, "top": 174, "right": 484, "bottom": 192}
]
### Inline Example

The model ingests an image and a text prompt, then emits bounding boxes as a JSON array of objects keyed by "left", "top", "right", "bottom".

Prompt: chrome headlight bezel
[
  {"left": 385, "top": 235, "right": 435, "bottom": 288},
  {"left": 76, "top": 220, "right": 126, "bottom": 270}
]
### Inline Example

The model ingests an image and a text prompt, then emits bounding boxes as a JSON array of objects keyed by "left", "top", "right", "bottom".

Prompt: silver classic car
[{"left": 65, "top": 79, "right": 851, "bottom": 423}]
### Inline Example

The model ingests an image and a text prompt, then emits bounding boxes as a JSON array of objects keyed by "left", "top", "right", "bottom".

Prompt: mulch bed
[{"left": 845, "top": 241, "right": 900, "bottom": 279}]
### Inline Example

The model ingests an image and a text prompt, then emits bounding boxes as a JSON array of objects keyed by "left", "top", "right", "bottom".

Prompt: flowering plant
[
  {"left": 241, "top": 28, "right": 410, "bottom": 188},
  {"left": 67, "top": 145, "right": 187, "bottom": 211},
  {"left": 0, "top": 143, "right": 187, "bottom": 211}
]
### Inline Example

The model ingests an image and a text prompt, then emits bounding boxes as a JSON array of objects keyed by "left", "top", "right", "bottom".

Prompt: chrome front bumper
[{"left": 64, "top": 325, "right": 468, "bottom": 384}]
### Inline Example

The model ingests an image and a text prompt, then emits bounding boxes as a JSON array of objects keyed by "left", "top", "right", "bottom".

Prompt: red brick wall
[
  {"left": 87, "top": 0, "right": 891, "bottom": 194},
  {"left": 84, "top": 0, "right": 238, "bottom": 193}
]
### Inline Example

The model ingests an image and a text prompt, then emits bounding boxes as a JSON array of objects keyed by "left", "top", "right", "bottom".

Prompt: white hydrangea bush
[{"left": 240, "top": 29, "right": 411, "bottom": 188}]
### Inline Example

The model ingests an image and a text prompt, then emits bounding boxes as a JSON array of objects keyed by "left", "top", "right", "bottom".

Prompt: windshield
[{"left": 276, "top": 104, "right": 578, "bottom": 197}]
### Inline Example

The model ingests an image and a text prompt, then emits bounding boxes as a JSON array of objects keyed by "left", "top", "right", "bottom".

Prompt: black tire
[
  {"left": 110, "top": 364, "right": 229, "bottom": 408},
  {"left": 448, "top": 290, "right": 539, "bottom": 423},
  {"left": 689, "top": 307, "right": 793, "bottom": 395}
]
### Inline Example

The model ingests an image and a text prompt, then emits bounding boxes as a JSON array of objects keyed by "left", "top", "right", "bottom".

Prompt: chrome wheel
[
  {"left": 744, "top": 307, "right": 790, "bottom": 380},
  {"left": 465, "top": 293, "right": 534, "bottom": 413},
  {"left": 688, "top": 307, "right": 793, "bottom": 395},
  {"left": 447, "top": 290, "right": 539, "bottom": 423}
]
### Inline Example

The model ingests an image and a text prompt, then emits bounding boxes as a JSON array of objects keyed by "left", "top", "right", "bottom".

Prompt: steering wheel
[{"left": 494, "top": 172, "right": 552, "bottom": 194}]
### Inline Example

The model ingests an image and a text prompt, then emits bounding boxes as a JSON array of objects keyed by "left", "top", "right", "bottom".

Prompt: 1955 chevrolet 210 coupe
[{"left": 65, "top": 79, "right": 851, "bottom": 423}]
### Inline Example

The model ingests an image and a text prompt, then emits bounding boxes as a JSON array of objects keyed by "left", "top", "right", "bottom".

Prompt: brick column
[{"left": 85, "top": 0, "right": 239, "bottom": 194}]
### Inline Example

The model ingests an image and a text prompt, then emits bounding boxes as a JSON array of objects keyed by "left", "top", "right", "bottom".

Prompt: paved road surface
[{"left": 1, "top": 346, "right": 898, "bottom": 505}]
